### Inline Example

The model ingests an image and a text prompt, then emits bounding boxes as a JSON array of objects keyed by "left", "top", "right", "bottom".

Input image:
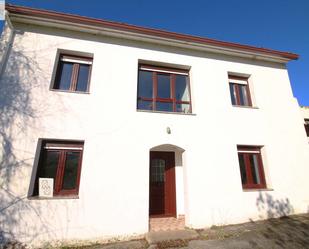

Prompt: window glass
[
  {"left": 62, "top": 151, "right": 80, "bottom": 190},
  {"left": 229, "top": 84, "right": 236, "bottom": 105},
  {"left": 249, "top": 154, "right": 261, "bottom": 184},
  {"left": 157, "top": 73, "right": 171, "bottom": 98},
  {"left": 238, "top": 154, "right": 247, "bottom": 185},
  {"left": 137, "top": 100, "right": 153, "bottom": 110},
  {"left": 175, "top": 75, "right": 189, "bottom": 101},
  {"left": 76, "top": 64, "right": 90, "bottom": 92},
  {"left": 176, "top": 103, "right": 190, "bottom": 113},
  {"left": 239, "top": 85, "right": 249, "bottom": 106},
  {"left": 55, "top": 62, "right": 73, "bottom": 90},
  {"left": 138, "top": 70, "right": 153, "bottom": 98},
  {"left": 238, "top": 85, "right": 245, "bottom": 105},
  {"left": 39, "top": 151, "right": 59, "bottom": 180},
  {"left": 151, "top": 159, "right": 165, "bottom": 183},
  {"left": 156, "top": 102, "right": 173, "bottom": 112}
]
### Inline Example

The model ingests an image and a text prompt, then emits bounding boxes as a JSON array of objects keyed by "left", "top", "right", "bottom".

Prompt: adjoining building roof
[{"left": 5, "top": 4, "right": 299, "bottom": 62}]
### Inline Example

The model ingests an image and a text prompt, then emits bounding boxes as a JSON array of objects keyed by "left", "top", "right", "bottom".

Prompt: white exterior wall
[
  {"left": 1, "top": 22, "right": 309, "bottom": 246},
  {"left": 301, "top": 107, "right": 309, "bottom": 118}
]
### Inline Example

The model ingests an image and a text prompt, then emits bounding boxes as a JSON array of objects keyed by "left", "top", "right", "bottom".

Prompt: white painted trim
[
  {"left": 238, "top": 150, "right": 260, "bottom": 153},
  {"left": 229, "top": 78, "right": 248, "bottom": 85},
  {"left": 140, "top": 67, "right": 188, "bottom": 75},
  {"left": 61, "top": 58, "right": 92, "bottom": 65},
  {"left": 44, "top": 146, "right": 83, "bottom": 150}
]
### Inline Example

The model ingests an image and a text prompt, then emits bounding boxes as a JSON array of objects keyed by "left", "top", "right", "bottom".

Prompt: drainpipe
[{"left": 0, "top": 10, "right": 15, "bottom": 79}]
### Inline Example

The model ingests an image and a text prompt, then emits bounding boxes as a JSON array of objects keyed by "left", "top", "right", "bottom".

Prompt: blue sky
[{"left": 1, "top": 0, "right": 309, "bottom": 105}]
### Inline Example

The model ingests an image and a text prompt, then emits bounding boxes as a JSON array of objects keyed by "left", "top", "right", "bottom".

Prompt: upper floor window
[
  {"left": 237, "top": 146, "right": 266, "bottom": 189},
  {"left": 53, "top": 54, "right": 92, "bottom": 93},
  {"left": 33, "top": 140, "right": 84, "bottom": 197},
  {"left": 229, "top": 75, "right": 252, "bottom": 107},
  {"left": 305, "top": 119, "right": 309, "bottom": 137},
  {"left": 137, "top": 65, "right": 191, "bottom": 113}
]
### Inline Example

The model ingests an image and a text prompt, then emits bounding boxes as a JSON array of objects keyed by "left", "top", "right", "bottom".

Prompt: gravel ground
[{"left": 2, "top": 213, "right": 309, "bottom": 249}]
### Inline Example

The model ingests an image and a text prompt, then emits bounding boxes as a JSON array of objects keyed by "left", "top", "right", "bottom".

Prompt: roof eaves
[{"left": 5, "top": 4, "right": 299, "bottom": 61}]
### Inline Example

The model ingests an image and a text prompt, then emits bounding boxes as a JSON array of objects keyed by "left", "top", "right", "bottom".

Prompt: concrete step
[{"left": 146, "top": 229, "right": 199, "bottom": 244}]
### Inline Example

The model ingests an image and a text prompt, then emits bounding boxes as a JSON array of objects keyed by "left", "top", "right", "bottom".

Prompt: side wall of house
[
  {"left": 301, "top": 107, "right": 309, "bottom": 118},
  {"left": 1, "top": 22, "right": 309, "bottom": 245}
]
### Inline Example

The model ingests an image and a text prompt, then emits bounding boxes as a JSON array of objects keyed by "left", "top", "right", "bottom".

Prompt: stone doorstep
[
  {"left": 145, "top": 229, "right": 199, "bottom": 244},
  {"left": 149, "top": 216, "right": 185, "bottom": 232}
]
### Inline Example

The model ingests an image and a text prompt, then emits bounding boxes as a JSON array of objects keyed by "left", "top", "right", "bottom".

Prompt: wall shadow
[
  {"left": 0, "top": 26, "right": 52, "bottom": 246},
  {"left": 248, "top": 192, "right": 309, "bottom": 248},
  {"left": 256, "top": 192, "right": 294, "bottom": 219}
]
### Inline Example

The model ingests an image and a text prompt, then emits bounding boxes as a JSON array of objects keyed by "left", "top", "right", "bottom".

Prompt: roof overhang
[{"left": 5, "top": 4, "right": 299, "bottom": 64}]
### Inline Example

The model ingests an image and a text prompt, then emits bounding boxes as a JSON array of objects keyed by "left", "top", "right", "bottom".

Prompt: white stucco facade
[{"left": 1, "top": 7, "right": 309, "bottom": 246}]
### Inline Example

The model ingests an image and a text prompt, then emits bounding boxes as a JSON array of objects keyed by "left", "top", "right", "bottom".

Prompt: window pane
[
  {"left": 55, "top": 62, "right": 73, "bottom": 90},
  {"left": 62, "top": 151, "right": 80, "bottom": 190},
  {"left": 39, "top": 151, "right": 60, "bottom": 188},
  {"left": 138, "top": 70, "right": 153, "bottom": 98},
  {"left": 249, "top": 154, "right": 261, "bottom": 184},
  {"left": 238, "top": 154, "right": 247, "bottom": 185},
  {"left": 76, "top": 64, "right": 90, "bottom": 92},
  {"left": 157, "top": 73, "right": 171, "bottom": 98},
  {"left": 176, "top": 103, "right": 190, "bottom": 113},
  {"left": 151, "top": 159, "right": 165, "bottom": 183},
  {"left": 137, "top": 100, "right": 153, "bottom": 110},
  {"left": 229, "top": 83, "right": 237, "bottom": 105},
  {"left": 175, "top": 75, "right": 189, "bottom": 101},
  {"left": 239, "top": 85, "right": 249, "bottom": 106},
  {"left": 156, "top": 102, "right": 173, "bottom": 112}
]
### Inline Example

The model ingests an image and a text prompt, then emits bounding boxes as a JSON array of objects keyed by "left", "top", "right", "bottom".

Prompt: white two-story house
[{"left": 1, "top": 4, "right": 309, "bottom": 246}]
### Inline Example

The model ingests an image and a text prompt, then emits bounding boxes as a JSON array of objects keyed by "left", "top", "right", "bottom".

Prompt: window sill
[
  {"left": 49, "top": 89, "right": 90, "bottom": 94},
  {"left": 137, "top": 109, "right": 196, "bottom": 116},
  {"left": 28, "top": 195, "right": 79, "bottom": 200},
  {"left": 242, "top": 188, "right": 274, "bottom": 192},
  {"left": 232, "top": 105, "right": 259, "bottom": 109}
]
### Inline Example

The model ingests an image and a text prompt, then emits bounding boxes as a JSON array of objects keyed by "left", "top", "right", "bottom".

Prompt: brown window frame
[
  {"left": 137, "top": 64, "right": 192, "bottom": 113},
  {"left": 53, "top": 54, "right": 93, "bottom": 93},
  {"left": 305, "top": 119, "right": 309, "bottom": 137},
  {"left": 229, "top": 75, "right": 252, "bottom": 107},
  {"left": 33, "top": 140, "right": 84, "bottom": 197},
  {"left": 237, "top": 146, "right": 266, "bottom": 190}
]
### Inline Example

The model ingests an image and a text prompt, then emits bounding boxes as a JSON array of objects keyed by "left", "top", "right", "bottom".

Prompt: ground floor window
[
  {"left": 237, "top": 145, "right": 266, "bottom": 189},
  {"left": 33, "top": 140, "right": 84, "bottom": 196}
]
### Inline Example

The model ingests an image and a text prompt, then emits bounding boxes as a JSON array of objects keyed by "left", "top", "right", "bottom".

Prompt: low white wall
[{"left": 1, "top": 22, "right": 309, "bottom": 246}]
